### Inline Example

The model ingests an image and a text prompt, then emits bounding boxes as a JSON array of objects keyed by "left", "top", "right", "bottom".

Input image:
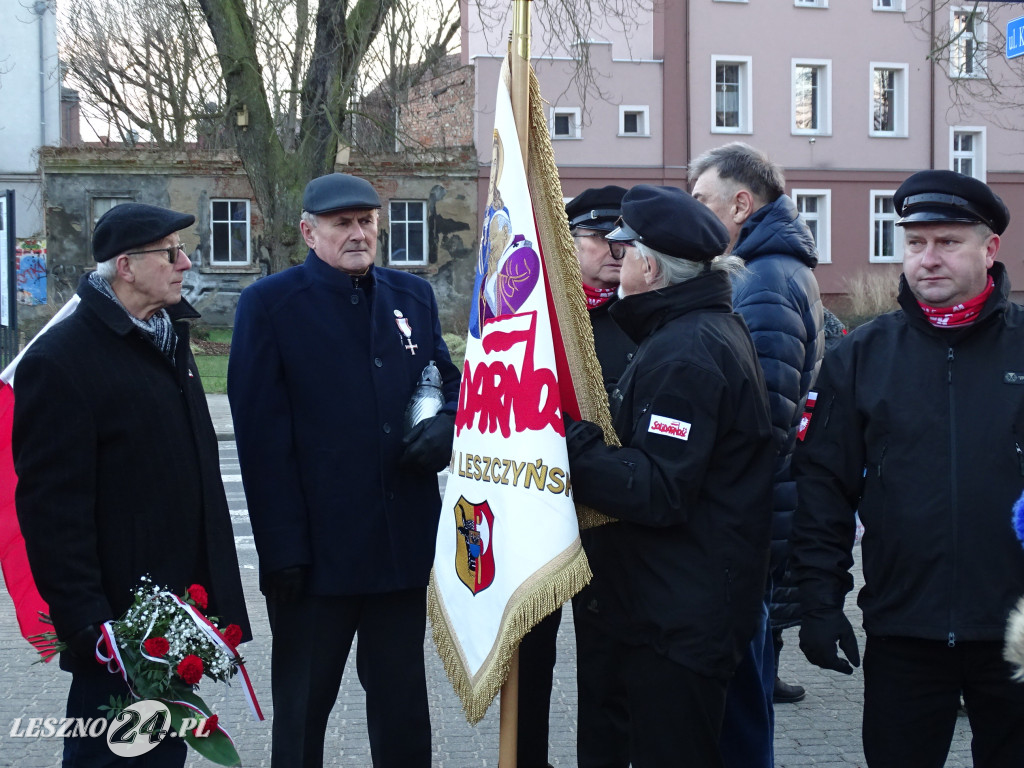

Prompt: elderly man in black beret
[
  {"left": 791, "top": 169, "right": 1024, "bottom": 768},
  {"left": 564, "top": 184, "right": 775, "bottom": 767},
  {"left": 228, "top": 172, "right": 460, "bottom": 767},
  {"left": 13, "top": 202, "right": 251, "bottom": 766}
]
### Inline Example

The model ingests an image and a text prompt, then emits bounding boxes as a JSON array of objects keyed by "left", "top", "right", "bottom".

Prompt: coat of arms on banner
[{"left": 454, "top": 497, "right": 495, "bottom": 594}]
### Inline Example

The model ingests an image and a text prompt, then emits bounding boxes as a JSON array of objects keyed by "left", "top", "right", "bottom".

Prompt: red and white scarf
[
  {"left": 583, "top": 283, "right": 616, "bottom": 310},
  {"left": 918, "top": 275, "right": 994, "bottom": 328}
]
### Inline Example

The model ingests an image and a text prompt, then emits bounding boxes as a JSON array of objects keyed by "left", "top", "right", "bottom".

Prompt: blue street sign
[{"left": 1009, "top": 15, "right": 1024, "bottom": 60}]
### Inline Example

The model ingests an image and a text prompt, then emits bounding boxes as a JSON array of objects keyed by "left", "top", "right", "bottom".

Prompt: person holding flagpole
[
  {"left": 565, "top": 184, "right": 775, "bottom": 767},
  {"left": 12, "top": 202, "right": 251, "bottom": 767},
  {"left": 228, "top": 172, "right": 460, "bottom": 768},
  {"left": 517, "top": 185, "right": 635, "bottom": 768}
]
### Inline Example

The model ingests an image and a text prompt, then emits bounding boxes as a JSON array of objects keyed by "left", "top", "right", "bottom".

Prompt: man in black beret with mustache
[
  {"left": 791, "top": 169, "right": 1024, "bottom": 767},
  {"left": 13, "top": 202, "right": 251, "bottom": 766}
]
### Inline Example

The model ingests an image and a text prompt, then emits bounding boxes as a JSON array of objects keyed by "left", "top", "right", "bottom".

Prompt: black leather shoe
[{"left": 773, "top": 676, "right": 806, "bottom": 704}]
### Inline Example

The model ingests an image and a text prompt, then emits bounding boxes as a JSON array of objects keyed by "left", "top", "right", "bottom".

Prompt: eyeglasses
[
  {"left": 609, "top": 240, "right": 635, "bottom": 261},
  {"left": 125, "top": 245, "right": 185, "bottom": 264}
]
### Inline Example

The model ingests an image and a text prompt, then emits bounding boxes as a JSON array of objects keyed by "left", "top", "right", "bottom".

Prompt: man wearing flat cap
[
  {"left": 13, "top": 202, "right": 251, "bottom": 766},
  {"left": 228, "top": 172, "right": 460, "bottom": 767},
  {"left": 516, "top": 185, "right": 636, "bottom": 768},
  {"left": 790, "top": 169, "right": 1024, "bottom": 767},
  {"left": 564, "top": 184, "right": 775, "bottom": 767}
]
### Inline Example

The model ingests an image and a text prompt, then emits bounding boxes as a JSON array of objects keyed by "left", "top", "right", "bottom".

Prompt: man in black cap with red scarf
[{"left": 791, "top": 169, "right": 1024, "bottom": 768}]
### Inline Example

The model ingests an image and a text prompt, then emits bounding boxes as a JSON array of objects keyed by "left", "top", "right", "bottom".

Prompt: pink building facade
[{"left": 462, "top": 0, "right": 1024, "bottom": 303}]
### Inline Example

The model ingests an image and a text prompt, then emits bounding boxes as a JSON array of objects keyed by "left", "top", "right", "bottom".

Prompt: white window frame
[
  {"left": 793, "top": 189, "right": 832, "bottom": 264},
  {"left": 388, "top": 200, "right": 429, "bottom": 267},
  {"left": 712, "top": 0, "right": 748, "bottom": 4},
  {"left": 91, "top": 196, "right": 133, "bottom": 229},
  {"left": 873, "top": 0, "right": 904, "bottom": 11},
  {"left": 870, "top": 190, "right": 903, "bottom": 264},
  {"left": 950, "top": 6, "right": 988, "bottom": 80},
  {"left": 792, "top": 59, "right": 832, "bottom": 136},
  {"left": 711, "top": 55, "right": 753, "bottom": 135},
  {"left": 794, "top": 0, "right": 827, "bottom": 8},
  {"left": 869, "top": 62, "right": 909, "bottom": 138},
  {"left": 618, "top": 105, "right": 650, "bottom": 137},
  {"left": 209, "top": 199, "right": 251, "bottom": 265},
  {"left": 550, "top": 107, "right": 582, "bottom": 140},
  {"left": 950, "top": 126, "right": 987, "bottom": 181}
]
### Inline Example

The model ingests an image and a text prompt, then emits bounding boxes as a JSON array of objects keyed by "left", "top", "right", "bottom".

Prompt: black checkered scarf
[{"left": 88, "top": 271, "right": 178, "bottom": 361}]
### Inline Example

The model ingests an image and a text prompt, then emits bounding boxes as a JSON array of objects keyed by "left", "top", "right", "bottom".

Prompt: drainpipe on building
[
  {"left": 33, "top": 0, "right": 48, "bottom": 150},
  {"left": 929, "top": 0, "right": 936, "bottom": 170}
]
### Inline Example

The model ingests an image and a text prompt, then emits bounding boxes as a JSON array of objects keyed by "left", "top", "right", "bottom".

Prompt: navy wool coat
[
  {"left": 14, "top": 275, "right": 251, "bottom": 659},
  {"left": 228, "top": 252, "right": 460, "bottom": 596}
]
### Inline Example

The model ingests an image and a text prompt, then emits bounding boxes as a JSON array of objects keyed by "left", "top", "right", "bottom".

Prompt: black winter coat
[
  {"left": 14, "top": 275, "right": 251, "bottom": 664},
  {"left": 568, "top": 270, "right": 776, "bottom": 679},
  {"left": 791, "top": 264, "right": 1024, "bottom": 643},
  {"left": 587, "top": 295, "right": 636, "bottom": 394},
  {"left": 731, "top": 195, "right": 824, "bottom": 630},
  {"left": 228, "top": 253, "right": 460, "bottom": 596}
]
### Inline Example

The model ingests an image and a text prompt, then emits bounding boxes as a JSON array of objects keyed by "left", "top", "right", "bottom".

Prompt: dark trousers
[
  {"left": 63, "top": 663, "right": 187, "bottom": 767},
  {"left": 863, "top": 635, "right": 1024, "bottom": 768},
  {"left": 516, "top": 606, "right": 562, "bottom": 768},
  {"left": 718, "top": 598, "right": 774, "bottom": 768},
  {"left": 578, "top": 624, "right": 728, "bottom": 768},
  {"left": 575, "top": 613, "right": 630, "bottom": 768},
  {"left": 266, "top": 588, "right": 431, "bottom": 768}
]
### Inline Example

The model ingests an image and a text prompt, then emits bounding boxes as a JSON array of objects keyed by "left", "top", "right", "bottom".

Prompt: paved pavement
[{"left": 0, "top": 395, "right": 974, "bottom": 766}]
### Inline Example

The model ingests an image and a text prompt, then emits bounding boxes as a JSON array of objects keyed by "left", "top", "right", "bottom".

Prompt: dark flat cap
[
  {"left": 92, "top": 203, "right": 195, "bottom": 263},
  {"left": 895, "top": 169, "right": 1009, "bottom": 235},
  {"left": 566, "top": 185, "right": 627, "bottom": 232},
  {"left": 606, "top": 184, "right": 730, "bottom": 262},
  {"left": 303, "top": 173, "right": 381, "bottom": 214}
]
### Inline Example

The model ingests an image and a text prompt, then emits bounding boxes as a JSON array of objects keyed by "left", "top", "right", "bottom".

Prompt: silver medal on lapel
[{"left": 394, "top": 309, "right": 418, "bottom": 355}]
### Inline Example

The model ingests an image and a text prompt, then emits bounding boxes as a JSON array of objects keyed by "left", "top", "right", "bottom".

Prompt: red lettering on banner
[{"left": 456, "top": 311, "right": 563, "bottom": 438}]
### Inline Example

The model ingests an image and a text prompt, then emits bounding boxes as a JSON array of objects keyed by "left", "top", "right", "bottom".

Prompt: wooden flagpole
[{"left": 498, "top": 2, "right": 531, "bottom": 766}]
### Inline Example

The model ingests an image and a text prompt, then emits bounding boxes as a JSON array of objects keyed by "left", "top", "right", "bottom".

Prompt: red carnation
[
  {"left": 143, "top": 637, "right": 170, "bottom": 658},
  {"left": 221, "top": 624, "right": 243, "bottom": 650},
  {"left": 194, "top": 714, "right": 219, "bottom": 737},
  {"left": 187, "top": 584, "right": 209, "bottom": 611},
  {"left": 176, "top": 654, "right": 204, "bottom": 685}
]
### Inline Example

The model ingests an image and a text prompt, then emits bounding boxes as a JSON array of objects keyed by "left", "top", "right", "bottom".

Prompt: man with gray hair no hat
[
  {"left": 13, "top": 202, "right": 251, "bottom": 766},
  {"left": 229, "top": 172, "right": 460, "bottom": 767},
  {"left": 791, "top": 169, "right": 1024, "bottom": 767},
  {"left": 565, "top": 184, "right": 776, "bottom": 767}
]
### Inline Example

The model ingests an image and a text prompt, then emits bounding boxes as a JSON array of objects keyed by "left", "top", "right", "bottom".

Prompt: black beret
[
  {"left": 895, "top": 169, "right": 1009, "bottom": 235},
  {"left": 566, "top": 185, "right": 627, "bottom": 232},
  {"left": 606, "top": 184, "right": 730, "bottom": 262},
  {"left": 92, "top": 203, "right": 195, "bottom": 263},
  {"left": 303, "top": 173, "right": 381, "bottom": 214}
]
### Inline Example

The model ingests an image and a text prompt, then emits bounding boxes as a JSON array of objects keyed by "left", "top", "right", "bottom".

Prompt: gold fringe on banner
[
  {"left": 428, "top": 542, "right": 592, "bottom": 724},
  {"left": 522, "top": 66, "right": 618, "bottom": 531}
]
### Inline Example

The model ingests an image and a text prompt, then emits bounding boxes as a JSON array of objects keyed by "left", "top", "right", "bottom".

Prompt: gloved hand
[
  {"left": 264, "top": 565, "right": 309, "bottom": 603},
  {"left": 799, "top": 608, "right": 861, "bottom": 674},
  {"left": 400, "top": 411, "right": 455, "bottom": 473},
  {"left": 563, "top": 415, "right": 605, "bottom": 459},
  {"left": 65, "top": 623, "right": 103, "bottom": 661}
]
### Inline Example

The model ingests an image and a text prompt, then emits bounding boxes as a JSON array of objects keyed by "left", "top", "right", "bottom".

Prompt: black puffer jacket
[
  {"left": 730, "top": 195, "right": 824, "bottom": 630},
  {"left": 568, "top": 270, "right": 776, "bottom": 679},
  {"left": 791, "top": 264, "right": 1024, "bottom": 642}
]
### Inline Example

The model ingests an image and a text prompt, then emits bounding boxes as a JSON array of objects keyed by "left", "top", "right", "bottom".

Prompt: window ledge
[{"left": 199, "top": 264, "right": 260, "bottom": 275}]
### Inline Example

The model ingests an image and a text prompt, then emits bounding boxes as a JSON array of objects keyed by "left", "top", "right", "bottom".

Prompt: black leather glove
[
  {"left": 564, "top": 415, "right": 605, "bottom": 459},
  {"left": 65, "top": 623, "right": 103, "bottom": 661},
  {"left": 799, "top": 608, "right": 860, "bottom": 674},
  {"left": 400, "top": 411, "right": 455, "bottom": 473},
  {"left": 265, "top": 566, "right": 309, "bottom": 603}
]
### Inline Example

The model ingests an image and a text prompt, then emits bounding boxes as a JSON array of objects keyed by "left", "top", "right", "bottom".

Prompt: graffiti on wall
[{"left": 16, "top": 238, "right": 46, "bottom": 305}]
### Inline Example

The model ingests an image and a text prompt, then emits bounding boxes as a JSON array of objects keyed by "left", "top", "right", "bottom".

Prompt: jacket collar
[
  {"left": 733, "top": 195, "right": 819, "bottom": 269},
  {"left": 304, "top": 249, "right": 377, "bottom": 290},
  {"left": 609, "top": 269, "right": 734, "bottom": 344}
]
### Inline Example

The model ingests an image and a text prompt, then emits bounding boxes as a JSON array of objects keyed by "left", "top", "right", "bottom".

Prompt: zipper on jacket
[
  {"left": 1016, "top": 442, "right": 1024, "bottom": 477},
  {"left": 947, "top": 346, "right": 959, "bottom": 648},
  {"left": 622, "top": 460, "right": 637, "bottom": 490},
  {"left": 877, "top": 442, "right": 888, "bottom": 481}
]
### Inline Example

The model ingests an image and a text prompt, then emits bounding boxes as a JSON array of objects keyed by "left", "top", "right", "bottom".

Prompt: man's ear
[
  {"left": 732, "top": 189, "right": 756, "bottom": 226},
  {"left": 643, "top": 256, "right": 660, "bottom": 286},
  {"left": 114, "top": 254, "right": 134, "bottom": 283},
  {"left": 300, "top": 219, "right": 317, "bottom": 249}
]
